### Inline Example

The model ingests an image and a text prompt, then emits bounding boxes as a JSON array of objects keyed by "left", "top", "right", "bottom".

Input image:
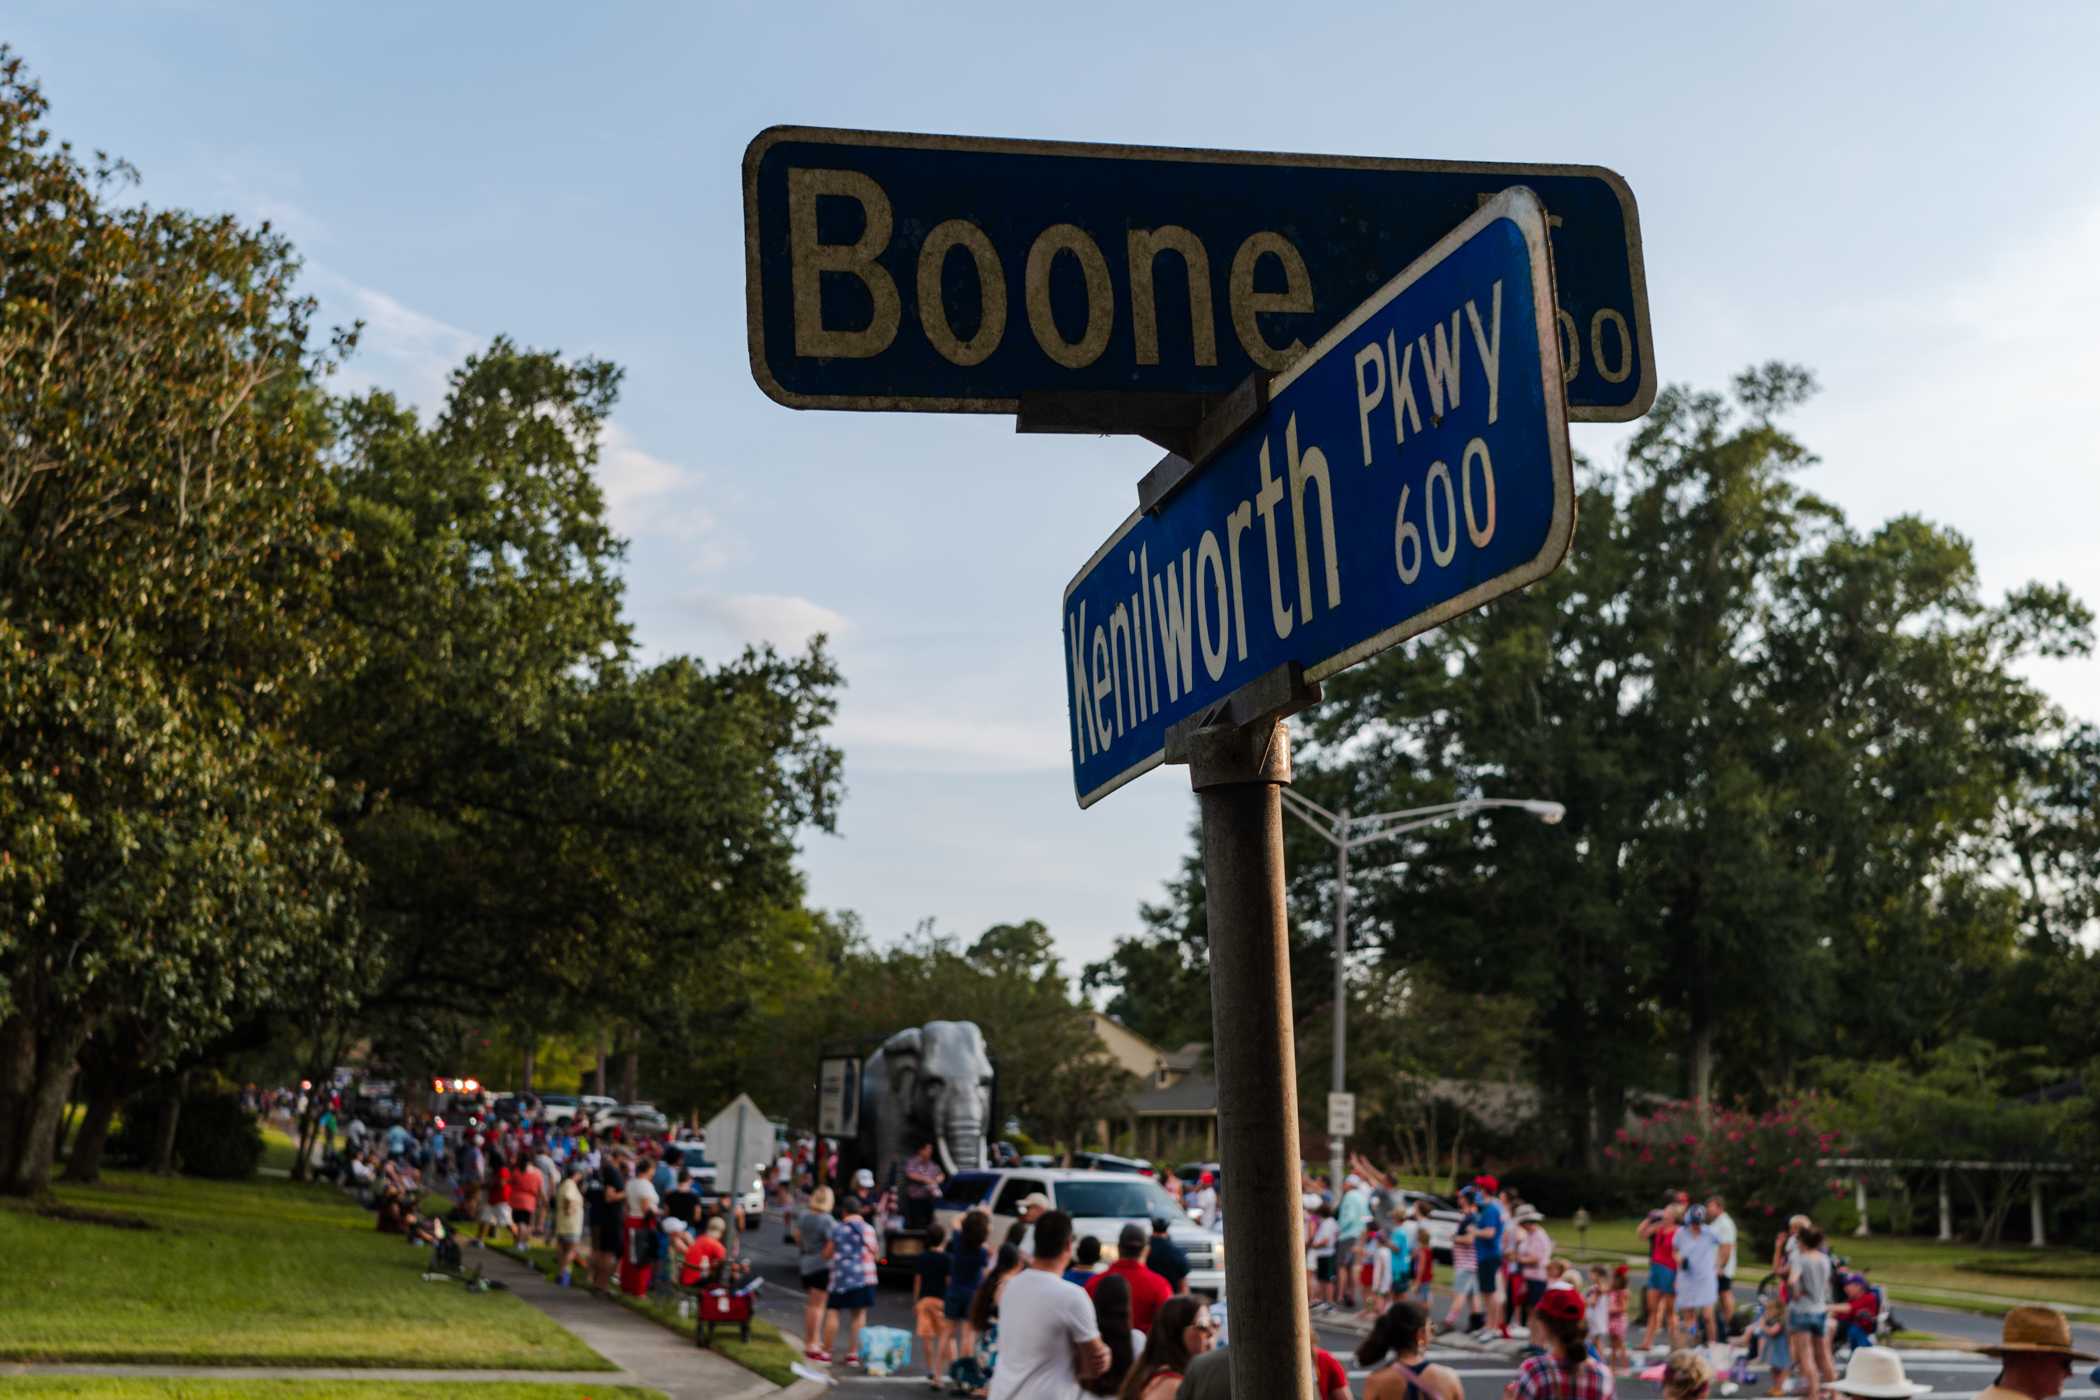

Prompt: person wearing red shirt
[
  {"left": 1086, "top": 1223, "right": 1173, "bottom": 1332},
  {"left": 679, "top": 1216, "right": 729, "bottom": 1286},
  {"left": 1314, "top": 1345, "right": 1352, "bottom": 1400}
]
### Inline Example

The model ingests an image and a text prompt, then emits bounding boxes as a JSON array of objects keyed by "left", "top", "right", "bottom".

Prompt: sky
[{"left": 14, "top": 2, "right": 2098, "bottom": 974}]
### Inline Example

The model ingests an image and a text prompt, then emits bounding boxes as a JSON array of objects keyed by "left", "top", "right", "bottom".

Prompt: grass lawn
[
  {"left": 498, "top": 1243, "right": 802, "bottom": 1389},
  {"left": 1545, "top": 1214, "right": 2100, "bottom": 1315},
  {"left": 0, "top": 1169, "right": 614, "bottom": 1371},
  {"left": 5, "top": 1382, "right": 662, "bottom": 1399}
]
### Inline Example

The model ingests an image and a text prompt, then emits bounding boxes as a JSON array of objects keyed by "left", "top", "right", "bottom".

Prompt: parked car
[
  {"left": 1068, "top": 1150, "right": 1154, "bottom": 1177},
  {"left": 578, "top": 1093, "right": 618, "bottom": 1123},
  {"left": 935, "top": 1168, "right": 1225, "bottom": 1297},
  {"left": 1391, "top": 1188, "right": 1463, "bottom": 1260},
  {"left": 593, "top": 1101, "right": 669, "bottom": 1136},
  {"left": 536, "top": 1093, "right": 583, "bottom": 1126}
]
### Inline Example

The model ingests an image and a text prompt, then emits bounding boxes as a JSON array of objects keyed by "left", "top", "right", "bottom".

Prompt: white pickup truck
[{"left": 934, "top": 1167, "right": 1226, "bottom": 1297}]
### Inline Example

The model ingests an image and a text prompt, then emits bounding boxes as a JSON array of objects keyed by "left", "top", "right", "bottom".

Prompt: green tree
[
  {"left": 0, "top": 52, "right": 358, "bottom": 1194},
  {"left": 1104, "top": 367, "right": 2093, "bottom": 1170}
]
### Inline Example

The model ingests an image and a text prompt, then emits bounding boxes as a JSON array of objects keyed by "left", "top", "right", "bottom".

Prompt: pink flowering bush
[{"left": 1602, "top": 1095, "right": 1846, "bottom": 1245}]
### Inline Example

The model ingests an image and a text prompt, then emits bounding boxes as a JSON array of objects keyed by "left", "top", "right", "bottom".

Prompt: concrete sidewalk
[{"left": 482, "top": 1248, "right": 804, "bottom": 1400}]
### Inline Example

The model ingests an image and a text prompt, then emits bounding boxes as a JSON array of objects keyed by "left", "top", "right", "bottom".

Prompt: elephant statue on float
[{"left": 859, "top": 1020, "right": 994, "bottom": 1183}]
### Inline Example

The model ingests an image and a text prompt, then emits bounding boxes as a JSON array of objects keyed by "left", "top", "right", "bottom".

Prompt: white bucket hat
[{"left": 1828, "top": 1347, "right": 1933, "bottom": 1398}]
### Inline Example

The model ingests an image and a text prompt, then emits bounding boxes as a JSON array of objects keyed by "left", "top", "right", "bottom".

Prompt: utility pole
[{"left": 1330, "top": 807, "right": 1349, "bottom": 1195}]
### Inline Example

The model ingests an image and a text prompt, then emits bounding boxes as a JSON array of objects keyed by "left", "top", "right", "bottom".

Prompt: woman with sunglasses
[{"left": 1119, "top": 1295, "right": 1216, "bottom": 1400}]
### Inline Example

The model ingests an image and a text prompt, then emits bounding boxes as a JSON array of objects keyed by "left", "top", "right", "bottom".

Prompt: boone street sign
[
  {"left": 743, "top": 127, "right": 1654, "bottom": 423},
  {"left": 1064, "top": 190, "right": 1572, "bottom": 807}
]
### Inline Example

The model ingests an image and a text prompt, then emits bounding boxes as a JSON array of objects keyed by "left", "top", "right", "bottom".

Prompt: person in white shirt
[
  {"left": 988, "top": 1208, "right": 1109, "bottom": 1400},
  {"left": 1706, "top": 1195, "right": 1738, "bottom": 1334}
]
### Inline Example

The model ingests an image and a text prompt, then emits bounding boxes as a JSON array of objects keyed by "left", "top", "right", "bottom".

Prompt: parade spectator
[
  {"left": 1444, "top": 1191, "right": 1483, "bottom": 1335},
  {"left": 1146, "top": 1217, "right": 1190, "bottom": 1296},
  {"left": 553, "top": 1162, "right": 586, "bottom": 1287},
  {"left": 949, "top": 1209, "right": 996, "bottom": 1361},
  {"left": 1639, "top": 1199, "right": 1684, "bottom": 1354},
  {"left": 1337, "top": 1174, "right": 1372, "bottom": 1309},
  {"left": 1362, "top": 1300, "right": 1465, "bottom": 1400},
  {"left": 1473, "top": 1180, "right": 1508, "bottom": 1340},
  {"left": 1707, "top": 1196, "right": 1739, "bottom": 1332},
  {"left": 620, "top": 1149, "right": 661, "bottom": 1298},
  {"left": 824, "top": 1193, "right": 881, "bottom": 1370},
  {"left": 1069, "top": 1234, "right": 1104, "bottom": 1286},
  {"left": 507, "top": 1152, "right": 542, "bottom": 1246},
  {"left": 587, "top": 1150, "right": 626, "bottom": 1293},
  {"left": 1508, "top": 1288, "right": 1615, "bottom": 1400},
  {"left": 917, "top": 1221, "right": 955, "bottom": 1388},
  {"left": 1089, "top": 1222, "right": 1173, "bottom": 1332},
  {"left": 1514, "top": 1209, "right": 1554, "bottom": 1325},
  {"left": 1672, "top": 1204, "right": 1720, "bottom": 1348},
  {"left": 1086, "top": 1273, "right": 1139, "bottom": 1396},
  {"left": 1307, "top": 1201, "right": 1340, "bottom": 1311},
  {"left": 1829, "top": 1347, "right": 1934, "bottom": 1400},
  {"left": 1974, "top": 1306, "right": 2094, "bottom": 1400},
  {"left": 1832, "top": 1275, "right": 1881, "bottom": 1352},
  {"left": 1119, "top": 1295, "right": 1216, "bottom": 1400},
  {"left": 1189, "top": 1174, "right": 1218, "bottom": 1230},
  {"left": 679, "top": 1215, "right": 728, "bottom": 1285},
  {"left": 1663, "top": 1348, "right": 1714, "bottom": 1400},
  {"left": 796, "top": 1185, "right": 837, "bottom": 1363},
  {"left": 986, "top": 1210, "right": 1107, "bottom": 1399},
  {"left": 1788, "top": 1225, "right": 1836, "bottom": 1400}
]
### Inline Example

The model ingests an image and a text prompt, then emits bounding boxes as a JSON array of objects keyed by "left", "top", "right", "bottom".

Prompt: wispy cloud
[{"left": 681, "top": 592, "right": 848, "bottom": 652}]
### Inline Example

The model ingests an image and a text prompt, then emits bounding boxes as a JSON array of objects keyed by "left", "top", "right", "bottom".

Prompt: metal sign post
[{"left": 1180, "top": 672, "right": 1319, "bottom": 1400}]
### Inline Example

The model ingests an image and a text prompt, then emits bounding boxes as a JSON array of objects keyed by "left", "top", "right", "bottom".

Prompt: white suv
[{"left": 934, "top": 1168, "right": 1226, "bottom": 1298}]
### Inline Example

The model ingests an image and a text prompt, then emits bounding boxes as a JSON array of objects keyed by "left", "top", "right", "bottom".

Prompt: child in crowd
[
  {"left": 914, "top": 1221, "right": 952, "bottom": 1388},
  {"left": 1754, "top": 1286, "right": 1792, "bottom": 1397},
  {"left": 1607, "top": 1264, "right": 1632, "bottom": 1371},
  {"left": 1586, "top": 1264, "right": 1614, "bottom": 1366},
  {"left": 1361, "top": 1226, "right": 1394, "bottom": 1320}
]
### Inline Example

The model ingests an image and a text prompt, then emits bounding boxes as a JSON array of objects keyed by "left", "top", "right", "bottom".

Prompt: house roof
[
  {"left": 1159, "top": 1043, "right": 1208, "bottom": 1072},
  {"left": 1133, "top": 1072, "right": 1218, "bottom": 1115}
]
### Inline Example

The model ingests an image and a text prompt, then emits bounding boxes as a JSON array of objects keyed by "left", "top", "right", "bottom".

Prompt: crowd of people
[
  {"left": 286, "top": 1099, "right": 761, "bottom": 1309},
  {"left": 277, "top": 1097, "right": 2098, "bottom": 1400}
]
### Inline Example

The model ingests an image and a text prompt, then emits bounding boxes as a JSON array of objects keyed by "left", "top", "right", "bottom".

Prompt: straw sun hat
[
  {"left": 1828, "top": 1347, "right": 1933, "bottom": 1398},
  {"left": 1978, "top": 1305, "right": 2099, "bottom": 1362}
]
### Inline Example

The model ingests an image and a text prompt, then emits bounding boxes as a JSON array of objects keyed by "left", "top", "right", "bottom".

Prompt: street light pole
[
  {"left": 1330, "top": 807, "right": 1349, "bottom": 1195},
  {"left": 1281, "top": 794, "right": 1565, "bottom": 1198}
]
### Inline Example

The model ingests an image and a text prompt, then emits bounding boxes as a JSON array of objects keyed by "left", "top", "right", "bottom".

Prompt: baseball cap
[
  {"left": 1118, "top": 1222, "right": 1149, "bottom": 1253},
  {"left": 1021, "top": 1191, "right": 1052, "bottom": 1212},
  {"left": 1346, "top": 1174, "right": 1363, "bottom": 1187},
  {"left": 1537, "top": 1288, "right": 1586, "bottom": 1324},
  {"left": 662, "top": 1215, "right": 690, "bottom": 1235},
  {"left": 853, "top": 1167, "right": 875, "bottom": 1189}
]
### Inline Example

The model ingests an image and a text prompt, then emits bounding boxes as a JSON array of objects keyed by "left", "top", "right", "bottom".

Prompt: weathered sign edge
[
  {"left": 740, "top": 124, "right": 1653, "bottom": 423},
  {"left": 1064, "top": 187, "right": 1575, "bottom": 809}
]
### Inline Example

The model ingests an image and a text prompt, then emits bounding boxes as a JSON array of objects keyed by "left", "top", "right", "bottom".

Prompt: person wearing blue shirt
[
  {"left": 385, "top": 1123, "right": 412, "bottom": 1158},
  {"left": 1469, "top": 1186, "right": 1507, "bottom": 1338}
]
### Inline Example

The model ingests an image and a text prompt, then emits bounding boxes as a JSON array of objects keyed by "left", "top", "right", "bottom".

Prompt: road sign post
[
  {"left": 1187, "top": 676, "right": 1318, "bottom": 1400},
  {"left": 745, "top": 126, "right": 1652, "bottom": 425},
  {"left": 1076, "top": 191, "right": 1574, "bottom": 1400}
]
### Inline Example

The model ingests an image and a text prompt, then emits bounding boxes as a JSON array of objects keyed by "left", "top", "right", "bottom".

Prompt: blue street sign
[
  {"left": 744, "top": 127, "right": 1651, "bottom": 422},
  {"left": 1063, "top": 189, "right": 1573, "bottom": 807}
]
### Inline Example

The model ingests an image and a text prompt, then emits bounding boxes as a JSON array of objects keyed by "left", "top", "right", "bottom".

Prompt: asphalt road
[{"left": 732, "top": 1212, "right": 2099, "bottom": 1399}]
